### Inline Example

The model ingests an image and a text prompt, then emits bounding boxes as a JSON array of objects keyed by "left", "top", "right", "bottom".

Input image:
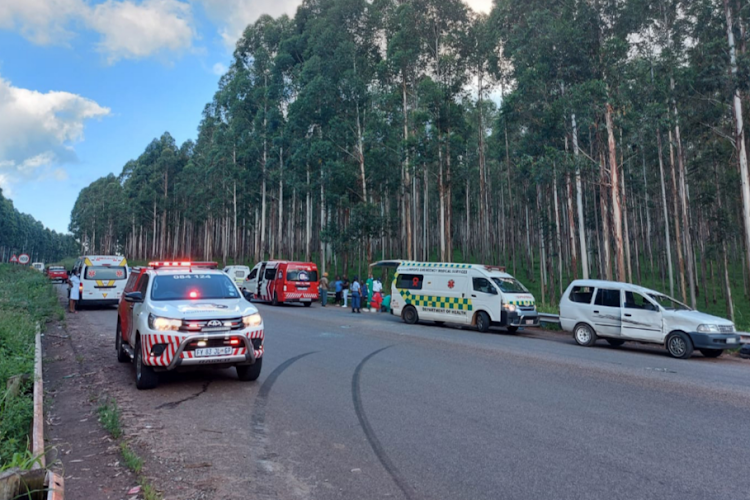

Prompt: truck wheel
[
  {"left": 116, "top": 323, "right": 129, "bottom": 363},
  {"left": 135, "top": 338, "right": 159, "bottom": 390},
  {"left": 574, "top": 323, "right": 597, "bottom": 346},
  {"left": 666, "top": 331, "right": 694, "bottom": 359},
  {"left": 272, "top": 293, "right": 279, "bottom": 306},
  {"left": 476, "top": 311, "right": 491, "bottom": 333},
  {"left": 699, "top": 348, "right": 723, "bottom": 358},
  {"left": 236, "top": 357, "right": 263, "bottom": 381},
  {"left": 506, "top": 326, "right": 519, "bottom": 333},
  {"left": 304, "top": 302, "right": 312, "bottom": 307},
  {"left": 606, "top": 338, "right": 625, "bottom": 347},
  {"left": 402, "top": 305, "right": 419, "bottom": 325}
]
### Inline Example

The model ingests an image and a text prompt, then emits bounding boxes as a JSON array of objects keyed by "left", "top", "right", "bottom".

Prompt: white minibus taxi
[
  {"left": 73, "top": 255, "right": 129, "bottom": 306},
  {"left": 380, "top": 261, "right": 539, "bottom": 333}
]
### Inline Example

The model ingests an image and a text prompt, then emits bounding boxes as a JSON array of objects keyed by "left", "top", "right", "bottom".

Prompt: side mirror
[{"left": 124, "top": 291, "right": 144, "bottom": 303}]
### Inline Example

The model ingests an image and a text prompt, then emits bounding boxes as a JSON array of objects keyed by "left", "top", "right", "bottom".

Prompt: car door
[
  {"left": 119, "top": 273, "right": 139, "bottom": 340},
  {"left": 591, "top": 287, "right": 623, "bottom": 337},
  {"left": 127, "top": 274, "right": 149, "bottom": 347},
  {"left": 472, "top": 277, "right": 499, "bottom": 322},
  {"left": 621, "top": 291, "right": 663, "bottom": 342}
]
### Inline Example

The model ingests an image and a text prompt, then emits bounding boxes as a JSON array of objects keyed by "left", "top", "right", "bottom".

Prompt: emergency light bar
[{"left": 148, "top": 261, "right": 219, "bottom": 269}]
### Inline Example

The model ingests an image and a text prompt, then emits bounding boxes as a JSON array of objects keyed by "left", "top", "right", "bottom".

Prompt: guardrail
[{"left": 538, "top": 313, "right": 560, "bottom": 324}]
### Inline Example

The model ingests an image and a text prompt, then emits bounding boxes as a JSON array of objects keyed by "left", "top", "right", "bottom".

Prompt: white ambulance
[
  {"left": 73, "top": 255, "right": 129, "bottom": 306},
  {"left": 379, "top": 261, "right": 539, "bottom": 333}
]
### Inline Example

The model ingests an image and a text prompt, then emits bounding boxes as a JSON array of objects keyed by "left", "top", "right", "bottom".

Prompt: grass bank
[{"left": 0, "top": 264, "right": 63, "bottom": 468}]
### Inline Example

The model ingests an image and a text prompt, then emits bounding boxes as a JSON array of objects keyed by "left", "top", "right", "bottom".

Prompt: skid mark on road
[
  {"left": 155, "top": 380, "right": 212, "bottom": 410},
  {"left": 353, "top": 345, "right": 418, "bottom": 500}
]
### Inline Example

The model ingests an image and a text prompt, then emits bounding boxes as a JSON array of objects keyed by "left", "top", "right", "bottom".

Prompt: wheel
[
  {"left": 272, "top": 293, "right": 279, "bottom": 306},
  {"left": 402, "top": 305, "right": 419, "bottom": 325},
  {"left": 236, "top": 357, "right": 263, "bottom": 381},
  {"left": 606, "top": 338, "right": 625, "bottom": 347},
  {"left": 666, "top": 331, "right": 694, "bottom": 359},
  {"left": 434, "top": 321, "right": 445, "bottom": 326},
  {"left": 135, "top": 337, "right": 159, "bottom": 390},
  {"left": 506, "top": 326, "right": 519, "bottom": 333},
  {"left": 476, "top": 311, "right": 491, "bottom": 332},
  {"left": 304, "top": 302, "right": 312, "bottom": 307},
  {"left": 699, "top": 348, "right": 723, "bottom": 358},
  {"left": 574, "top": 323, "right": 597, "bottom": 346},
  {"left": 116, "top": 323, "right": 129, "bottom": 363}
]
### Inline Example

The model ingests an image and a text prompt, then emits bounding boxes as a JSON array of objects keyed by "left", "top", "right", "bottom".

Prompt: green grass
[
  {"left": 120, "top": 442, "right": 143, "bottom": 473},
  {"left": 97, "top": 398, "right": 122, "bottom": 439},
  {"left": 0, "top": 264, "right": 62, "bottom": 468}
]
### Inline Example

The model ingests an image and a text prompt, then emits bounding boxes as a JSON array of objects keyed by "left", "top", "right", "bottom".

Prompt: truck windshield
[
  {"left": 84, "top": 266, "right": 127, "bottom": 280},
  {"left": 648, "top": 293, "right": 690, "bottom": 311},
  {"left": 492, "top": 277, "right": 528, "bottom": 294},
  {"left": 287, "top": 269, "right": 318, "bottom": 282},
  {"left": 151, "top": 274, "right": 240, "bottom": 301}
]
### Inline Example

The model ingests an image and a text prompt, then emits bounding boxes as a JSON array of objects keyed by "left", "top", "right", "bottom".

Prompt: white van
[
  {"left": 560, "top": 279, "right": 742, "bottom": 359},
  {"left": 73, "top": 255, "right": 129, "bottom": 306},
  {"left": 382, "top": 261, "right": 539, "bottom": 332},
  {"left": 223, "top": 265, "right": 251, "bottom": 287},
  {"left": 31, "top": 262, "right": 45, "bottom": 272}
]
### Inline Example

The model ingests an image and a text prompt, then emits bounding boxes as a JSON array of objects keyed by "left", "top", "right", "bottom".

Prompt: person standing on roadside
[
  {"left": 366, "top": 273, "right": 374, "bottom": 309},
  {"left": 342, "top": 277, "right": 350, "bottom": 308},
  {"left": 319, "top": 272, "right": 329, "bottom": 307},
  {"left": 351, "top": 276, "right": 361, "bottom": 313},
  {"left": 334, "top": 276, "right": 343, "bottom": 305},
  {"left": 67, "top": 269, "right": 81, "bottom": 313}
]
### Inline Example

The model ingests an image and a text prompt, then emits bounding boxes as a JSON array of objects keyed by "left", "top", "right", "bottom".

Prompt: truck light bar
[{"left": 148, "top": 261, "right": 218, "bottom": 269}]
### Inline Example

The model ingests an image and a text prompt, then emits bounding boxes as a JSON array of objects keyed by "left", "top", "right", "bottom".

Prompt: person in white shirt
[{"left": 67, "top": 270, "right": 81, "bottom": 313}]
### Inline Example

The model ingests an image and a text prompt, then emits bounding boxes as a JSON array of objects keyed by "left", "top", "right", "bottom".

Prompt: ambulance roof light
[{"left": 148, "top": 261, "right": 218, "bottom": 269}]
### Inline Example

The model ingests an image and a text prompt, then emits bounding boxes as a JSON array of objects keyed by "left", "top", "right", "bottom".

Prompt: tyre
[
  {"left": 402, "top": 305, "right": 419, "bottom": 325},
  {"left": 272, "top": 293, "right": 279, "bottom": 306},
  {"left": 116, "top": 323, "right": 129, "bottom": 363},
  {"left": 666, "top": 331, "right": 694, "bottom": 359},
  {"left": 606, "top": 338, "right": 625, "bottom": 347},
  {"left": 135, "top": 337, "right": 159, "bottom": 390},
  {"left": 304, "top": 302, "right": 312, "bottom": 307},
  {"left": 506, "top": 326, "right": 519, "bottom": 333},
  {"left": 574, "top": 323, "right": 597, "bottom": 346},
  {"left": 236, "top": 357, "right": 263, "bottom": 381},
  {"left": 476, "top": 311, "right": 491, "bottom": 333},
  {"left": 699, "top": 348, "right": 723, "bottom": 358}
]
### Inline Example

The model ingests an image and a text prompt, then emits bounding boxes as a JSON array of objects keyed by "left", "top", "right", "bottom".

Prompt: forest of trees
[
  {"left": 70, "top": 0, "right": 750, "bottom": 321},
  {"left": 0, "top": 188, "right": 77, "bottom": 263}
]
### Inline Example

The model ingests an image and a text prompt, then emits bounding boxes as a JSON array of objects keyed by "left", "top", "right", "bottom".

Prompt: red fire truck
[{"left": 244, "top": 261, "right": 319, "bottom": 306}]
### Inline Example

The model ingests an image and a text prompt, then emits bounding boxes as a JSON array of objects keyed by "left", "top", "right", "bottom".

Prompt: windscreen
[
  {"left": 287, "top": 269, "right": 318, "bottom": 282},
  {"left": 151, "top": 274, "right": 240, "bottom": 301},
  {"left": 84, "top": 266, "right": 127, "bottom": 280},
  {"left": 492, "top": 277, "right": 528, "bottom": 294},
  {"left": 649, "top": 293, "right": 690, "bottom": 311}
]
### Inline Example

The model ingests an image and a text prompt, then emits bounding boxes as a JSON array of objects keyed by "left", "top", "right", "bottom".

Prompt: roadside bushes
[{"left": 0, "top": 264, "right": 61, "bottom": 467}]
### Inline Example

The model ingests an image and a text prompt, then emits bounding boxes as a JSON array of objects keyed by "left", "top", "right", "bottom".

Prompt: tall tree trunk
[
  {"left": 605, "top": 102, "right": 625, "bottom": 281},
  {"left": 668, "top": 129, "right": 687, "bottom": 303},
  {"left": 599, "top": 152, "right": 612, "bottom": 280},
  {"left": 656, "top": 127, "right": 675, "bottom": 298},
  {"left": 402, "top": 77, "right": 413, "bottom": 260},
  {"left": 572, "top": 113, "right": 588, "bottom": 278}
]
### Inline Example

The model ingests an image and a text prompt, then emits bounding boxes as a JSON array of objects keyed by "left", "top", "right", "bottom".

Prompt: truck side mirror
[{"left": 124, "top": 291, "right": 144, "bottom": 303}]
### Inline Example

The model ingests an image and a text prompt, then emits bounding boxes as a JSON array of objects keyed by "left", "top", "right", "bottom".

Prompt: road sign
[
  {"left": 18, "top": 254, "right": 30, "bottom": 265},
  {"left": 9, "top": 254, "right": 18, "bottom": 263}
]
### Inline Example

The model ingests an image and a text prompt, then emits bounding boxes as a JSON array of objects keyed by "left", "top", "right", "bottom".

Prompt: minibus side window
[
  {"left": 264, "top": 268, "right": 276, "bottom": 280},
  {"left": 473, "top": 278, "right": 498, "bottom": 295},
  {"left": 248, "top": 269, "right": 258, "bottom": 280},
  {"left": 594, "top": 288, "right": 620, "bottom": 307},
  {"left": 397, "top": 274, "right": 423, "bottom": 290}
]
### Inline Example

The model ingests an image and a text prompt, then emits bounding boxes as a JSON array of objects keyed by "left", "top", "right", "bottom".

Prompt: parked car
[
  {"left": 47, "top": 266, "right": 68, "bottom": 282},
  {"left": 244, "top": 261, "right": 319, "bottom": 306},
  {"left": 31, "top": 262, "right": 45, "bottom": 272},
  {"left": 223, "top": 265, "right": 251, "bottom": 287},
  {"left": 560, "top": 279, "right": 741, "bottom": 359}
]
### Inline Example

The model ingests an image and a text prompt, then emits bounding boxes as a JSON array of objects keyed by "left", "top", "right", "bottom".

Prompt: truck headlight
[
  {"left": 148, "top": 314, "right": 181, "bottom": 331},
  {"left": 503, "top": 303, "right": 516, "bottom": 312},
  {"left": 243, "top": 313, "right": 262, "bottom": 328},
  {"left": 697, "top": 324, "right": 720, "bottom": 333}
]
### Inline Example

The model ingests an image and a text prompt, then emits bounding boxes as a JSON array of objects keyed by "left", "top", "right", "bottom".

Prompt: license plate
[
  {"left": 526, "top": 319, "right": 534, "bottom": 325},
  {"left": 727, "top": 338, "right": 738, "bottom": 344},
  {"left": 195, "top": 347, "right": 233, "bottom": 357},
  {"left": 300, "top": 298, "right": 311, "bottom": 302}
]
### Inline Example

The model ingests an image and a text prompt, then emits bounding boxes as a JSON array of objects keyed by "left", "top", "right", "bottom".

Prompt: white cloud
[
  {"left": 0, "top": 0, "right": 195, "bottom": 61},
  {"left": 0, "top": 76, "right": 109, "bottom": 189},
  {"left": 465, "top": 0, "right": 492, "bottom": 14},
  {"left": 212, "top": 61, "right": 227, "bottom": 75},
  {"left": 195, "top": 0, "right": 299, "bottom": 47}
]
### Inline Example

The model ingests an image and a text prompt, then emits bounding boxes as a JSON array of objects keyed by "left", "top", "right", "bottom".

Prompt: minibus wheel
[
  {"left": 402, "top": 306, "right": 419, "bottom": 325},
  {"left": 476, "top": 311, "right": 491, "bottom": 333},
  {"left": 574, "top": 323, "right": 597, "bottom": 346}
]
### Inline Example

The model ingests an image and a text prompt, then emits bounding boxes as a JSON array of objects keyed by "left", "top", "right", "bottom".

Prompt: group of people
[{"left": 318, "top": 273, "right": 384, "bottom": 313}]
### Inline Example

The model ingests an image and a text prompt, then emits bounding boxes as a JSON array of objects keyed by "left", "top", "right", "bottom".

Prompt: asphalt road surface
[{"left": 65, "top": 295, "right": 750, "bottom": 500}]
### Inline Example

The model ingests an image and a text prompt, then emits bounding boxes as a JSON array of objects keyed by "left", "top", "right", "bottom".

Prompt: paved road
[{"left": 65, "top": 294, "right": 750, "bottom": 500}]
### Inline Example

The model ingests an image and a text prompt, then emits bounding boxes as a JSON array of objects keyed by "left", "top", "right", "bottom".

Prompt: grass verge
[
  {"left": 0, "top": 263, "right": 63, "bottom": 468},
  {"left": 96, "top": 394, "right": 162, "bottom": 500}
]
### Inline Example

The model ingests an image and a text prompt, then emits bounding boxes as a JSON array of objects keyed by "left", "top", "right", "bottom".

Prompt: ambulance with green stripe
[
  {"left": 72, "top": 255, "right": 129, "bottom": 306},
  {"left": 384, "top": 261, "right": 539, "bottom": 333}
]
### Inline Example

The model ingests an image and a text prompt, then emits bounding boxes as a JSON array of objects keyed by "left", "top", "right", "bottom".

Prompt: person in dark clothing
[{"left": 351, "top": 276, "right": 361, "bottom": 313}]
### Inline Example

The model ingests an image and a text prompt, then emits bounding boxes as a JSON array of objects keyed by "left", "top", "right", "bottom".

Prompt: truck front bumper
[{"left": 687, "top": 332, "right": 742, "bottom": 350}]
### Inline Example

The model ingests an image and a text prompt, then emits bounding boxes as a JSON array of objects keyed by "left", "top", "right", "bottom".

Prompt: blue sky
[{"left": 0, "top": 0, "right": 489, "bottom": 234}]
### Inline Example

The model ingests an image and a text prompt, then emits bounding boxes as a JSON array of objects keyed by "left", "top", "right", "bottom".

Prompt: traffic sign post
[
  {"left": 18, "top": 254, "right": 30, "bottom": 265},
  {"left": 10, "top": 254, "right": 18, "bottom": 263}
]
